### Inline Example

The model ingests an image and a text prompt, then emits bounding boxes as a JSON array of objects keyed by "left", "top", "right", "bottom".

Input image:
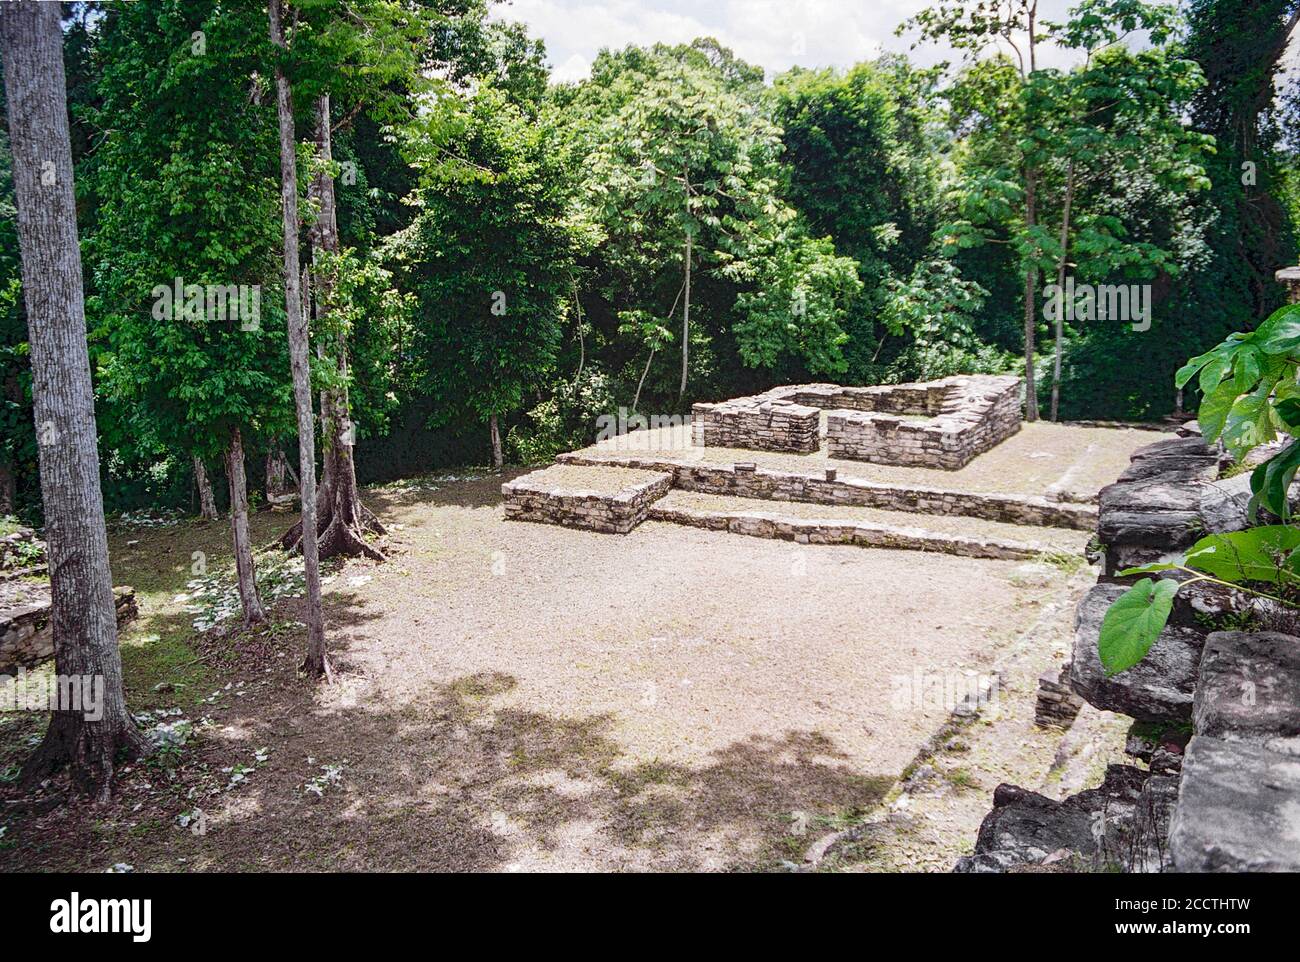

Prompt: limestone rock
[
  {"left": 954, "top": 765, "right": 1151, "bottom": 873},
  {"left": 1071, "top": 582, "right": 1206, "bottom": 723},
  {"left": 1169, "top": 736, "right": 1300, "bottom": 872},
  {"left": 1193, "top": 631, "right": 1300, "bottom": 756}
]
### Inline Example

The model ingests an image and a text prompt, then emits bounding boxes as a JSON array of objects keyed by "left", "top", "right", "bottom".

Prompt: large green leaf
[
  {"left": 1251, "top": 304, "right": 1300, "bottom": 355},
  {"left": 1220, "top": 387, "right": 1277, "bottom": 458},
  {"left": 1249, "top": 440, "right": 1300, "bottom": 520},
  {"left": 1098, "top": 578, "right": 1180, "bottom": 676},
  {"left": 1196, "top": 380, "right": 1238, "bottom": 443},
  {"left": 1183, "top": 525, "right": 1300, "bottom": 585}
]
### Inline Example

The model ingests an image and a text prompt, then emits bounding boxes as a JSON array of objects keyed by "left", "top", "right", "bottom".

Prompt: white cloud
[{"left": 490, "top": 0, "right": 1086, "bottom": 81}]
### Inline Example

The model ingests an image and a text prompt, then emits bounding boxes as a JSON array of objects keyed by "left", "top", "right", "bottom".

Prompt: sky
[
  {"left": 488, "top": 0, "right": 1089, "bottom": 82},
  {"left": 490, "top": 0, "right": 1300, "bottom": 86}
]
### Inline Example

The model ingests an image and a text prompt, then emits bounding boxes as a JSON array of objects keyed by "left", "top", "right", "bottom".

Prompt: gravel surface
[
  {"left": 508, "top": 463, "right": 668, "bottom": 495},
  {"left": 575, "top": 420, "right": 1158, "bottom": 499},
  {"left": 0, "top": 474, "right": 1100, "bottom": 873},
  {"left": 654, "top": 491, "right": 1093, "bottom": 555}
]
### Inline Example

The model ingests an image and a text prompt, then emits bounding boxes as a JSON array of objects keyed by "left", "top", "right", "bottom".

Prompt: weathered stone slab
[
  {"left": 1071, "top": 582, "right": 1206, "bottom": 723},
  {"left": 1169, "top": 736, "right": 1300, "bottom": 872},
  {"left": 501, "top": 466, "right": 672, "bottom": 534},
  {"left": 0, "top": 585, "right": 138, "bottom": 674},
  {"left": 954, "top": 765, "right": 1151, "bottom": 873},
  {"left": 1194, "top": 631, "right": 1300, "bottom": 756}
]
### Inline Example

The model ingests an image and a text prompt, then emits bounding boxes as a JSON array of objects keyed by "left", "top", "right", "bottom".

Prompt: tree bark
[
  {"left": 1022, "top": 168, "right": 1040, "bottom": 422},
  {"left": 266, "top": 445, "right": 288, "bottom": 498},
  {"left": 279, "top": 92, "right": 384, "bottom": 561},
  {"left": 193, "top": 454, "right": 218, "bottom": 520},
  {"left": 0, "top": 459, "right": 13, "bottom": 516},
  {"left": 270, "top": 0, "right": 330, "bottom": 680},
  {"left": 2, "top": 0, "right": 149, "bottom": 800},
  {"left": 1049, "top": 160, "right": 1076, "bottom": 423},
  {"left": 680, "top": 229, "right": 692, "bottom": 399},
  {"left": 489, "top": 413, "right": 503, "bottom": 472},
  {"left": 225, "top": 427, "right": 265, "bottom": 627}
]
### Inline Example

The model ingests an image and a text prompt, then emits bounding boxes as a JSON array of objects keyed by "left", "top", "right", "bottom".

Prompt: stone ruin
[
  {"left": 959, "top": 429, "right": 1300, "bottom": 873},
  {"left": 502, "top": 376, "right": 1046, "bottom": 552},
  {"left": 691, "top": 374, "right": 1022, "bottom": 469},
  {"left": 501, "top": 464, "right": 672, "bottom": 535}
]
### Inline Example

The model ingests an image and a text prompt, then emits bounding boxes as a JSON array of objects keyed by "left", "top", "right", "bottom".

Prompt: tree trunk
[
  {"left": 1022, "top": 169, "right": 1040, "bottom": 422},
  {"left": 680, "top": 230, "right": 692, "bottom": 399},
  {"left": 2, "top": 0, "right": 149, "bottom": 800},
  {"left": 279, "top": 92, "right": 384, "bottom": 561},
  {"left": 270, "top": 0, "right": 330, "bottom": 680},
  {"left": 1049, "top": 160, "right": 1076, "bottom": 423},
  {"left": 489, "top": 413, "right": 503, "bottom": 473},
  {"left": 0, "top": 459, "right": 13, "bottom": 516},
  {"left": 193, "top": 454, "right": 218, "bottom": 520},
  {"left": 225, "top": 427, "right": 265, "bottom": 627},
  {"left": 266, "top": 445, "right": 288, "bottom": 498}
]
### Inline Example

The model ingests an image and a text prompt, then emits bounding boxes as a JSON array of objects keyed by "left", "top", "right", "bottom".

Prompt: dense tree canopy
[{"left": 0, "top": 0, "right": 1295, "bottom": 521}]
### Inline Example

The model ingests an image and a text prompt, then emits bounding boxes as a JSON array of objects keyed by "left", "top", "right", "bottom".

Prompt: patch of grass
[
  {"left": 945, "top": 767, "right": 978, "bottom": 790},
  {"left": 119, "top": 622, "right": 212, "bottom": 711},
  {"left": 1034, "top": 550, "right": 1089, "bottom": 573}
]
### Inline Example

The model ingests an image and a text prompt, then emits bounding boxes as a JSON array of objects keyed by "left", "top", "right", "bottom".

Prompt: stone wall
[
  {"left": 557, "top": 453, "right": 1096, "bottom": 531},
  {"left": 824, "top": 375, "right": 1021, "bottom": 469},
  {"left": 0, "top": 585, "right": 138, "bottom": 674},
  {"left": 502, "top": 467, "right": 672, "bottom": 534},
  {"left": 690, "top": 375, "right": 1021, "bottom": 466},
  {"left": 647, "top": 500, "right": 1051, "bottom": 561},
  {"left": 959, "top": 427, "right": 1300, "bottom": 873},
  {"left": 690, "top": 397, "right": 820, "bottom": 453}
]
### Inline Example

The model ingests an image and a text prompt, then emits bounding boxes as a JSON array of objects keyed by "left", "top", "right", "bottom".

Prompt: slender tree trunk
[
  {"left": 680, "top": 230, "right": 692, "bottom": 399},
  {"left": 572, "top": 276, "right": 585, "bottom": 386},
  {"left": 193, "top": 454, "right": 218, "bottom": 520},
  {"left": 0, "top": 459, "right": 13, "bottom": 516},
  {"left": 1049, "top": 160, "right": 1076, "bottom": 423},
  {"left": 266, "top": 445, "right": 288, "bottom": 498},
  {"left": 633, "top": 349, "right": 655, "bottom": 414},
  {"left": 489, "top": 413, "right": 503, "bottom": 473},
  {"left": 270, "top": 0, "right": 330, "bottom": 680},
  {"left": 225, "top": 427, "right": 265, "bottom": 627},
  {"left": 280, "top": 92, "right": 383, "bottom": 561},
  {"left": 2, "top": 0, "right": 149, "bottom": 800},
  {"left": 1022, "top": 169, "right": 1040, "bottom": 422}
]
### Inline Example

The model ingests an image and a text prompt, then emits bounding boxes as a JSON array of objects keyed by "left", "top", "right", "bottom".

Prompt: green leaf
[
  {"left": 1184, "top": 525, "right": 1300, "bottom": 585},
  {"left": 1098, "top": 578, "right": 1180, "bottom": 676},
  {"left": 1251, "top": 304, "right": 1300, "bottom": 355},
  {"left": 1196, "top": 380, "right": 1238, "bottom": 443},
  {"left": 1249, "top": 440, "right": 1300, "bottom": 520}
]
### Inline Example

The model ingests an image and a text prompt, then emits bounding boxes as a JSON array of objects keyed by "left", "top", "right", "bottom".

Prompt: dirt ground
[{"left": 1, "top": 472, "right": 1104, "bottom": 873}]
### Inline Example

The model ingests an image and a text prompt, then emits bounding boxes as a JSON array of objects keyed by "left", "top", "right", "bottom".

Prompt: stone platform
[
  {"left": 501, "top": 464, "right": 672, "bottom": 534},
  {"left": 691, "top": 375, "right": 1021, "bottom": 468}
]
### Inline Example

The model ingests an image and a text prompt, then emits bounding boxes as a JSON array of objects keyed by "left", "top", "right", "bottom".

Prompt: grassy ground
[{"left": 1, "top": 469, "right": 1106, "bottom": 872}]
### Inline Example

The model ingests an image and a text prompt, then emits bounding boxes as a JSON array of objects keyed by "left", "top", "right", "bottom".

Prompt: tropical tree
[
  {"left": 1, "top": 0, "right": 149, "bottom": 798},
  {"left": 396, "top": 82, "right": 591, "bottom": 470},
  {"left": 88, "top": 0, "right": 292, "bottom": 627}
]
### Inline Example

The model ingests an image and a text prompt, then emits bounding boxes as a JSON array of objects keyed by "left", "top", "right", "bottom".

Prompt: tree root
[
  {"left": 279, "top": 500, "right": 386, "bottom": 560},
  {"left": 20, "top": 716, "right": 153, "bottom": 805}
]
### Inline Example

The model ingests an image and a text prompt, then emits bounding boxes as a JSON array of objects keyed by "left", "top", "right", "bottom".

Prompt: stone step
[
  {"left": 645, "top": 490, "right": 1091, "bottom": 561},
  {"left": 558, "top": 452, "right": 1098, "bottom": 531}
]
